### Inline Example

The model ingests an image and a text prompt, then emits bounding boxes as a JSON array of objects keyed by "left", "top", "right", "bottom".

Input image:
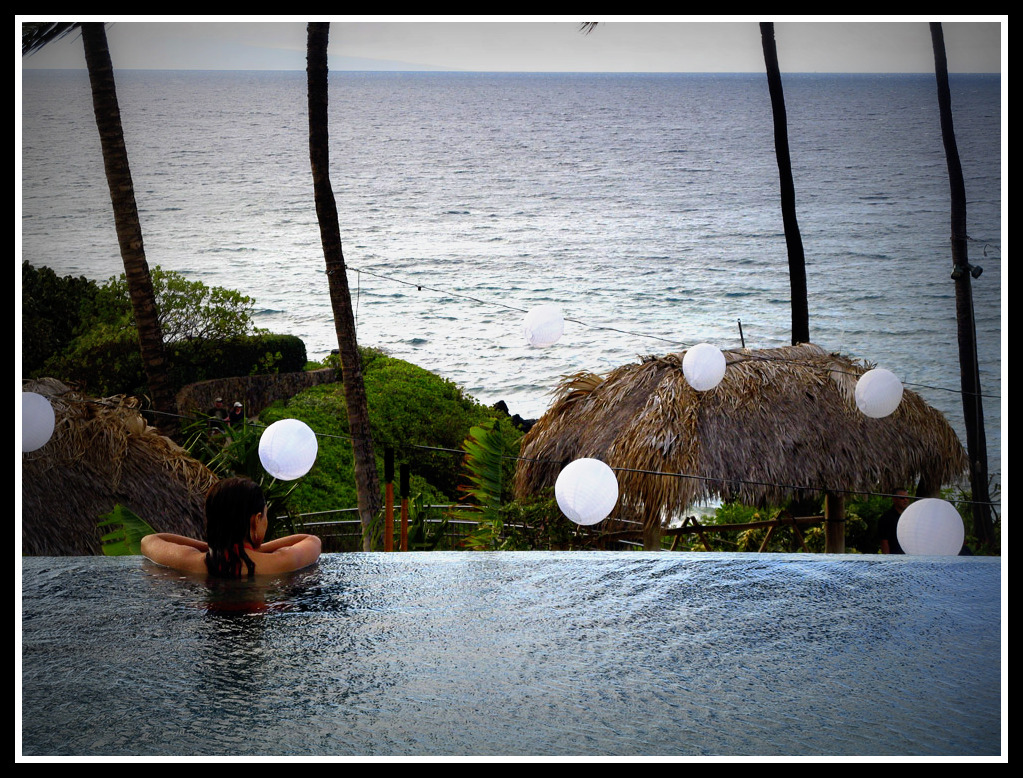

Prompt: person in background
[
  {"left": 878, "top": 488, "right": 910, "bottom": 554},
  {"left": 228, "top": 401, "right": 244, "bottom": 427},
  {"left": 208, "top": 397, "right": 228, "bottom": 433}
]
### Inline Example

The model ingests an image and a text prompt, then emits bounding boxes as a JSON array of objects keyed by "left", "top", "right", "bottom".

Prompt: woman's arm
[
  {"left": 258, "top": 534, "right": 318, "bottom": 553},
  {"left": 253, "top": 534, "right": 322, "bottom": 574},
  {"left": 140, "top": 533, "right": 208, "bottom": 574},
  {"left": 143, "top": 533, "right": 208, "bottom": 552}
]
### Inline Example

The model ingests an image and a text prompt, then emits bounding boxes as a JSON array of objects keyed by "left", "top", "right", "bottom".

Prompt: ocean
[{"left": 20, "top": 70, "right": 1003, "bottom": 483}]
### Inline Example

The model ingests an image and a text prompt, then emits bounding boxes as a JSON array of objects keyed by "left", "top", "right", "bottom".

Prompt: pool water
[{"left": 20, "top": 553, "right": 1001, "bottom": 757}]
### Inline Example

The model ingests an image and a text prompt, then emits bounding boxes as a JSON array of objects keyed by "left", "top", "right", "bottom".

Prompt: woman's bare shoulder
[{"left": 140, "top": 534, "right": 208, "bottom": 574}]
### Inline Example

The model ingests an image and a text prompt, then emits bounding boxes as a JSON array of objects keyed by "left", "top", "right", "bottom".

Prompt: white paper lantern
[
  {"left": 523, "top": 305, "right": 565, "bottom": 348},
  {"left": 855, "top": 368, "right": 904, "bottom": 418},
  {"left": 682, "top": 343, "right": 727, "bottom": 391},
  {"left": 555, "top": 458, "right": 619, "bottom": 526},
  {"left": 258, "top": 419, "right": 318, "bottom": 480},
  {"left": 896, "top": 498, "right": 965, "bottom": 556},
  {"left": 22, "top": 392, "right": 55, "bottom": 453}
]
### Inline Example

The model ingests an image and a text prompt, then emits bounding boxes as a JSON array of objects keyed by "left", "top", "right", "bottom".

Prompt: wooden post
[
  {"left": 643, "top": 510, "right": 662, "bottom": 551},
  {"left": 400, "top": 462, "right": 410, "bottom": 552},
  {"left": 384, "top": 447, "right": 394, "bottom": 552},
  {"left": 824, "top": 492, "right": 845, "bottom": 553}
]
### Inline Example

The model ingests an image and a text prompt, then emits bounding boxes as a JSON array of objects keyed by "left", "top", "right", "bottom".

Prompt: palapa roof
[
  {"left": 514, "top": 343, "right": 967, "bottom": 522},
  {"left": 21, "top": 379, "right": 215, "bottom": 556}
]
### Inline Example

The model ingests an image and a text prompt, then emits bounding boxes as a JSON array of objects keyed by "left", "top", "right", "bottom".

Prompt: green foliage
[
  {"left": 252, "top": 350, "right": 284, "bottom": 376},
  {"left": 97, "top": 504, "right": 157, "bottom": 556},
  {"left": 21, "top": 262, "right": 103, "bottom": 376},
  {"left": 259, "top": 349, "right": 519, "bottom": 515},
  {"left": 941, "top": 478, "right": 1001, "bottom": 555},
  {"left": 363, "top": 352, "right": 520, "bottom": 496},
  {"left": 844, "top": 492, "right": 893, "bottom": 553},
  {"left": 701, "top": 498, "right": 872, "bottom": 553},
  {"left": 456, "top": 420, "right": 517, "bottom": 550},
  {"left": 405, "top": 494, "right": 452, "bottom": 551},
  {"left": 454, "top": 427, "right": 589, "bottom": 551},
  {"left": 25, "top": 263, "right": 306, "bottom": 397},
  {"left": 168, "top": 333, "right": 306, "bottom": 386},
  {"left": 107, "top": 265, "right": 258, "bottom": 343},
  {"left": 497, "top": 492, "right": 585, "bottom": 550},
  {"left": 258, "top": 388, "right": 363, "bottom": 513}
]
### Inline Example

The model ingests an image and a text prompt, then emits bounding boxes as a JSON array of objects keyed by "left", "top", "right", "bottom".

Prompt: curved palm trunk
[
  {"left": 307, "top": 23, "right": 381, "bottom": 549},
  {"left": 79, "top": 24, "right": 174, "bottom": 430},
  {"left": 929, "top": 23, "right": 994, "bottom": 548},
  {"left": 25, "top": 23, "right": 175, "bottom": 429},
  {"left": 760, "top": 22, "right": 810, "bottom": 346}
]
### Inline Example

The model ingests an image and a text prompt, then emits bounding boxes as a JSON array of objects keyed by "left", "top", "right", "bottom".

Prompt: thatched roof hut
[
  {"left": 514, "top": 343, "right": 967, "bottom": 548},
  {"left": 21, "top": 379, "right": 215, "bottom": 556}
]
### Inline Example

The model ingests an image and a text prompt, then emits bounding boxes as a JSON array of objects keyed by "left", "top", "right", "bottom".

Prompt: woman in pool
[{"left": 141, "top": 477, "right": 321, "bottom": 577}]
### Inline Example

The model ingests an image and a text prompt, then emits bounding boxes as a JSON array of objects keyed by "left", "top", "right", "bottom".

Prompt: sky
[{"left": 18, "top": 17, "right": 1005, "bottom": 74}]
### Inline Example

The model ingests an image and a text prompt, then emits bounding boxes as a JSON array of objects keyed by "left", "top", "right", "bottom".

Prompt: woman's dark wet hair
[{"left": 204, "top": 477, "right": 266, "bottom": 578}]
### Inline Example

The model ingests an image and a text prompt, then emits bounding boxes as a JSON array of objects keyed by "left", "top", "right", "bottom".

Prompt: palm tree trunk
[
  {"left": 76, "top": 23, "right": 176, "bottom": 430},
  {"left": 760, "top": 22, "right": 810, "bottom": 346},
  {"left": 929, "top": 23, "right": 995, "bottom": 548},
  {"left": 307, "top": 22, "right": 381, "bottom": 550}
]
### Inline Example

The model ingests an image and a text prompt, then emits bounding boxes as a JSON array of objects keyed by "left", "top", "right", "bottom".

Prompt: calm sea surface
[{"left": 20, "top": 70, "right": 1003, "bottom": 481}]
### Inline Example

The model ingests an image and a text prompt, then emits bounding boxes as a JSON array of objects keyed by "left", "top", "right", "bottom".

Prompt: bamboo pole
[
  {"left": 400, "top": 462, "right": 410, "bottom": 552},
  {"left": 384, "top": 447, "right": 394, "bottom": 552}
]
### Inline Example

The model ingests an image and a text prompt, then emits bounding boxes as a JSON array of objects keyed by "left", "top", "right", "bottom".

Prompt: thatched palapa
[
  {"left": 514, "top": 343, "right": 967, "bottom": 549},
  {"left": 21, "top": 379, "right": 215, "bottom": 556}
]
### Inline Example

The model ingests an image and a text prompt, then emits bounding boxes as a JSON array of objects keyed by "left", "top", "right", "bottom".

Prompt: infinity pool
[{"left": 20, "top": 553, "right": 1001, "bottom": 757}]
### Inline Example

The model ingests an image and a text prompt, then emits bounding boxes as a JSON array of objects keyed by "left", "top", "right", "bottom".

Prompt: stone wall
[{"left": 176, "top": 368, "right": 339, "bottom": 419}]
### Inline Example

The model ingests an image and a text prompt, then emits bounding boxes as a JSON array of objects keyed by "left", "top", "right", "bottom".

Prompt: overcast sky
[{"left": 18, "top": 17, "right": 1004, "bottom": 74}]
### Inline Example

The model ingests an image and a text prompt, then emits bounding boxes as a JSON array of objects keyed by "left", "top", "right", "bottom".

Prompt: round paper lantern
[
  {"left": 555, "top": 458, "right": 619, "bottom": 526},
  {"left": 896, "top": 498, "right": 965, "bottom": 556},
  {"left": 258, "top": 419, "right": 318, "bottom": 480},
  {"left": 682, "top": 343, "right": 727, "bottom": 391},
  {"left": 22, "top": 392, "right": 55, "bottom": 453},
  {"left": 523, "top": 305, "right": 565, "bottom": 348},
  {"left": 855, "top": 368, "right": 904, "bottom": 418}
]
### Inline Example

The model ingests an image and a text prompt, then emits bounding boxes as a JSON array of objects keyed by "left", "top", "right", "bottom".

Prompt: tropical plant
[
  {"left": 455, "top": 420, "right": 520, "bottom": 550},
  {"left": 306, "top": 21, "right": 381, "bottom": 550},
  {"left": 22, "top": 22, "right": 175, "bottom": 431},
  {"left": 405, "top": 494, "right": 452, "bottom": 551},
  {"left": 97, "top": 504, "right": 157, "bottom": 556}
]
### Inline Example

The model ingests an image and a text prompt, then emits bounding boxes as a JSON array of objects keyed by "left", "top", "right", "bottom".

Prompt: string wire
[
  {"left": 345, "top": 264, "right": 1000, "bottom": 401},
  {"left": 28, "top": 394, "right": 1000, "bottom": 511}
]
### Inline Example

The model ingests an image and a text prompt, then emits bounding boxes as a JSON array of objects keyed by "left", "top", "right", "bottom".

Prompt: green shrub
[
  {"left": 257, "top": 351, "right": 521, "bottom": 515},
  {"left": 25, "top": 263, "right": 307, "bottom": 397},
  {"left": 21, "top": 262, "right": 103, "bottom": 377}
]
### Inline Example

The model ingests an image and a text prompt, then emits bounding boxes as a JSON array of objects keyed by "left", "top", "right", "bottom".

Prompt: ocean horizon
[{"left": 20, "top": 69, "right": 1003, "bottom": 485}]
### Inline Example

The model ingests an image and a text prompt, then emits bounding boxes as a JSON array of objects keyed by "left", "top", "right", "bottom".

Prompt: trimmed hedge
[{"left": 167, "top": 334, "right": 307, "bottom": 387}]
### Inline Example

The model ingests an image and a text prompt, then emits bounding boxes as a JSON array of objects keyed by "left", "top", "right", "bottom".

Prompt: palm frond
[
  {"left": 97, "top": 504, "right": 157, "bottom": 556},
  {"left": 21, "top": 22, "right": 80, "bottom": 56}
]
